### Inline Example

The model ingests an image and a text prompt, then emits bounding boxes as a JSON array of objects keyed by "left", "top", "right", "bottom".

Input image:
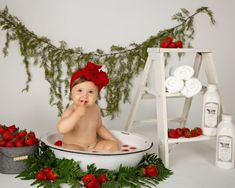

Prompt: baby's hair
[{"left": 71, "top": 77, "right": 87, "bottom": 89}]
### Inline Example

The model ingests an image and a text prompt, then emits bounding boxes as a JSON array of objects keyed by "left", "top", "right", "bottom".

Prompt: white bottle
[
  {"left": 202, "top": 84, "right": 221, "bottom": 136},
  {"left": 216, "top": 114, "right": 235, "bottom": 169}
]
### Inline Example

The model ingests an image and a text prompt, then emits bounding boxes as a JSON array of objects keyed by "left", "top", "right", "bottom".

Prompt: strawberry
[
  {"left": 176, "top": 128, "right": 183, "bottom": 137},
  {"left": 15, "top": 140, "right": 24, "bottom": 147},
  {"left": 175, "top": 40, "right": 183, "bottom": 48},
  {"left": 54, "top": 140, "right": 62, "bottom": 146},
  {"left": 194, "top": 127, "right": 203, "bottom": 136},
  {"left": 0, "top": 140, "right": 6, "bottom": 147},
  {"left": 97, "top": 173, "right": 108, "bottom": 184},
  {"left": 190, "top": 129, "right": 197, "bottom": 137},
  {"left": 24, "top": 136, "right": 36, "bottom": 146},
  {"left": 160, "top": 41, "right": 171, "bottom": 48},
  {"left": 3, "top": 131, "right": 14, "bottom": 141},
  {"left": 0, "top": 125, "right": 6, "bottom": 135},
  {"left": 82, "top": 174, "right": 97, "bottom": 187},
  {"left": 18, "top": 130, "right": 27, "bottom": 138},
  {"left": 164, "top": 37, "right": 173, "bottom": 43},
  {"left": 182, "top": 127, "right": 190, "bottom": 133},
  {"left": 46, "top": 169, "right": 58, "bottom": 181},
  {"left": 145, "top": 165, "right": 158, "bottom": 177},
  {"left": 28, "top": 131, "right": 36, "bottom": 139},
  {"left": 43, "top": 166, "right": 52, "bottom": 174},
  {"left": 36, "top": 171, "right": 47, "bottom": 181},
  {"left": 168, "top": 42, "right": 176, "bottom": 48},
  {"left": 7, "top": 124, "right": 17, "bottom": 133},
  {"left": 183, "top": 130, "right": 191, "bottom": 138},
  {"left": 168, "top": 129, "right": 179, "bottom": 138},
  {"left": 5, "top": 141, "right": 14, "bottom": 147}
]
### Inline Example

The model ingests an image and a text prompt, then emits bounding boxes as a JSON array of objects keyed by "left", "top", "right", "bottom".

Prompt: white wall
[{"left": 0, "top": 0, "right": 235, "bottom": 137}]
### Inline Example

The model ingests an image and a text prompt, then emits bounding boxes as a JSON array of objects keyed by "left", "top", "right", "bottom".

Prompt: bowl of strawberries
[{"left": 0, "top": 124, "right": 38, "bottom": 174}]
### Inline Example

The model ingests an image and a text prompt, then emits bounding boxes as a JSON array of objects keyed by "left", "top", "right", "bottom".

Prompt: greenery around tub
[{"left": 16, "top": 142, "right": 173, "bottom": 188}]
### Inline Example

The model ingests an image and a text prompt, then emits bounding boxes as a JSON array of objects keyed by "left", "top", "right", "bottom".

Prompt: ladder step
[
  {"left": 168, "top": 135, "right": 216, "bottom": 144},
  {"left": 132, "top": 117, "right": 185, "bottom": 126}
]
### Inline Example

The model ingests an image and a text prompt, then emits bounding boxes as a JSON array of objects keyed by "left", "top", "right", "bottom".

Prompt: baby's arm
[{"left": 56, "top": 103, "right": 86, "bottom": 134}]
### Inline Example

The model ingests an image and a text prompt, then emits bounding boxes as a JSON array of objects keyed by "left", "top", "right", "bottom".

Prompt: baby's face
[{"left": 71, "top": 81, "right": 98, "bottom": 106}]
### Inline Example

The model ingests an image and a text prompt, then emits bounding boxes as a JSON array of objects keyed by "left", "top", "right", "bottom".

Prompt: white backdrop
[{"left": 0, "top": 0, "right": 235, "bottom": 138}]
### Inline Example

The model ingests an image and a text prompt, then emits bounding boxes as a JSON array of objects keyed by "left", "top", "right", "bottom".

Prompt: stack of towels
[{"left": 165, "top": 65, "right": 202, "bottom": 98}]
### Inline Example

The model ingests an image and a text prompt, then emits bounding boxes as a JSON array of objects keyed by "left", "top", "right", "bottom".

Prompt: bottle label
[
  {"left": 218, "top": 136, "right": 233, "bottom": 162},
  {"left": 204, "top": 102, "right": 219, "bottom": 128}
]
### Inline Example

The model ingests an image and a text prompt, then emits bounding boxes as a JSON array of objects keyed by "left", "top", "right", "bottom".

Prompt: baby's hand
[{"left": 74, "top": 101, "right": 87, "bottom": 117}]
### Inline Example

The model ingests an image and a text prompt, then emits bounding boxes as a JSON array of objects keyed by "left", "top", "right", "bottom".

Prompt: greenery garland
[
  {"left": 16, "top": 143, "right": 173, "bottom": 188},
  {"left": 0, "top": 6, "right": 215, "bottom": 118}
]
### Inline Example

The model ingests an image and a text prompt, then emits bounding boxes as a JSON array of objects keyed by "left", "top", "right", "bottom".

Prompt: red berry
[
  {"left": 190, "top": 129, "right": 198, "bottom": 137},
  {"left": 175, "top": 40, "right": 183, "bottom": 48},
  {"left": 3, "top": 131, "right": 14, "bottom": 141},
  {"left": 0, "top": 125, "right": 6, "bottom": 135},
  {"left": 97, "top": 173, "right": 108, "bottom": 184},
  {"left": 24, "top": 136, "right": 36, "bottom": 146},
  {"left": 0, "top": 140, "right": 6, "bottom": 147},
  {"left": 183, "top": 130, "right": 191, "bottom": 138},
  {"left": 36, "top": 171, "right": 47, "bottom": 181},
  {"left": 7, "top": 124, "right": 17, "bottom": 133},
  {"left": 145, "top": 165, "right": 158, "bottom": 177},
  {"left": 168, "top": 129, "right": 179, "bottom": 139},
  {"left": 18, "top": 130, "right": 27, "bottom": 138},
  {"left": 82, "top": 174, "right": 97, "bottom": 187},
  {"left": 194, "top": 127, "right": 203, "bottom": 136},
  {"left": 176, "top": 128, "right": 183, "bottom": 137},
  {"left": 160, "top": 41, "right": 171, "bottom": 48},
  {"left": 15, "top": 141, "right": 24, "bottom": 147},
  {"left": 5, "top": 141, "right": 14, "bottom": 147},
  {"left": 54, "top": 140, "right": 62, "bottom": 146},
  {"left": 164, "top": 37, "right": 173, "bottom": 43},
  {"left": 46, "top": 169, "right": 58, "bottom": 181},
  {"left": 168, "top": 42, "right": 176, "bottom": 48}
]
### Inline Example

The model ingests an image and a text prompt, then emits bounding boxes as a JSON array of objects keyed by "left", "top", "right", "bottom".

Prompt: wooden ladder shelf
[{"left": 125, "top": 48, "right": 223, "bottom": 168}]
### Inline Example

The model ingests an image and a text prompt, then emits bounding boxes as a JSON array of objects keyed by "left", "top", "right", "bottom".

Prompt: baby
[{"left": 56, "top": 62, "right": 120, "bottom": 152}]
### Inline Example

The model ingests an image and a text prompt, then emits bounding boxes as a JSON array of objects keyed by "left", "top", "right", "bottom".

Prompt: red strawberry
[
  {"left": 165, "top": 37, "right": 173, "bottom": 43},
  {"left": 28, "top": 131, "right": 36, "bottom": 139},
  {"left": 5, "top": 141, "right": 14, "bottom": 147},
  {"left": 43, "top": 166, "right": 52, "bottom": 174},
  {"left": 168, "top": 42, "right": 176, "bottom": 48},
  {"left": 168, "top": 129, "right": 179, "bottom": 138},
  {"left": 145, "top": 165, "right": 158, "bottom": 177},
  {"left": 190, "top": 129, "right": 197, "bottom": 137},
  {"left": 97, "top": 173, "right": 108, "bottom": 184},
  {"left": 176, "top": 128, "right": 183, "bottom": 137},
  {"left": 24, "top": 136, "right": 36, "bottom": 146},
  {"left": 0, "top": 140, "right": 6, "bottom": 147},
  {"left": 46, "top": 169, "right": 58, "bottom": 181},
  {"left": 36, "top": 171, "right": 47, "bottom": 181},
  {"left": 160, "top": 41, "right": 171, "bottom": 48},
  {"left": 3, "top": 131, "right": 14, "bottom": 141},
  {"left": 0, "top": 125, "right": 6, "bottom": 135},
  {"left": 175, "top": 40, "right": 183, "bottom": 48},
  {"left": 7, "top": 124, "right": 17, "bottom": 133},
  {"left": 194, "top": 127, "right": 203, "bottom": 136},
  {"left": 183, "top": 130, "right": 191, "bottom": 138},
  {"left": 18, "top": 130, "right": 27, "bottom": 138},
  {"left": 15, "top": 140, "right": 24, "bottom": 147},
  {"left": 82, "top": 174, "right": 97, "bottom": 187},
  {"left": 54, "top": 140, "right": 62, "bottom": 146},
  {"left": 182, "top": 127, "right": 190, "bottom": 133}
]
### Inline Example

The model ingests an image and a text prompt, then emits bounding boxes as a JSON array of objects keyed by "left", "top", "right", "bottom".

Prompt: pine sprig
[
  {"left": 0, "top": 6, "right": 215, "bottom": 118},
  {"left": 16, "top": 143, "right": 173, "bottom": 188}
]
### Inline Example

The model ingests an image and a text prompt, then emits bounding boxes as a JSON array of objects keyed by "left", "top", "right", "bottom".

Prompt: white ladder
[{"left": 125, "top": 48, "right": 223, "bottom": 168}]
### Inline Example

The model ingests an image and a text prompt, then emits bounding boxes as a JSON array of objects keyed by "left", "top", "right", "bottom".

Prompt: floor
[{"left": 1, "top": 125, "right": 235, "bottom": 188}]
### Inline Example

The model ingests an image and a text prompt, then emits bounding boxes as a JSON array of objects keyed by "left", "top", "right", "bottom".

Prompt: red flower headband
[{"left": 70, "top": 62, "right": 109, "bottom": 91}]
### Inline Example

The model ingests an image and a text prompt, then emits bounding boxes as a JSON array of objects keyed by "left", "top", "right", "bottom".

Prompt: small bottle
[
  {"left": 202, "top": 84, "right": 221, "bottom": 136},
  {"left": 216, "top": 114, "right": 235, "bottom": 169}
]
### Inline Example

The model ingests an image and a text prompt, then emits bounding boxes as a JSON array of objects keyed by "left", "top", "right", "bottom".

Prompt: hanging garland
[
  {"left": 0, "top": 6, "right": 215, "bottom": 118},
  {"left": 16, "top": 143, "right": 173, "bottom": 188}
]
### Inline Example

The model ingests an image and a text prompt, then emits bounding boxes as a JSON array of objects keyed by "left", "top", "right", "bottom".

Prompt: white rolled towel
[
  {"left": 181, "top": 78, "right": 202, "bottom": 98},
  {"left": 165, "top": 76, "right": 184, "bottom": 93},
  {"left": 170, "top": 65, "right": 194, "bottom": 80}
]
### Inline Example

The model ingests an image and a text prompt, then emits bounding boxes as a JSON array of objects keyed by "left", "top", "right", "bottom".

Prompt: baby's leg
[
  {"left": 62, "top": 143, "right": 85, "bottom": 151},
  {"left": 95, "top": 140, "right": 120, "bottom": 152}
]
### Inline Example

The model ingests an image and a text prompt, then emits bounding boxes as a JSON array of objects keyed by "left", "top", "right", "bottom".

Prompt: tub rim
[{"left": 41, "top": 131, "right": 153, "bottom": 156}]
